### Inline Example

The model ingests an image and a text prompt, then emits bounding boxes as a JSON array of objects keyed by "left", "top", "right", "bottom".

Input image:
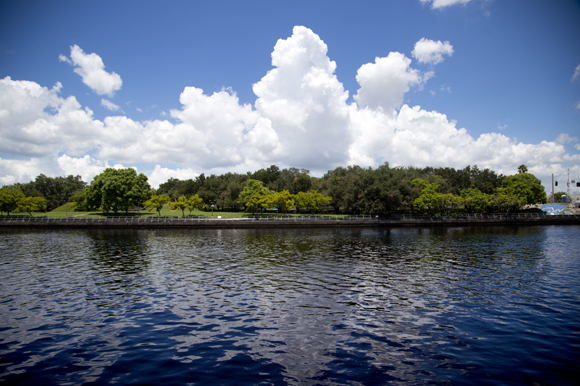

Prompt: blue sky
[{"left": 1, "top": 0, "right": 579, "bottom": 194}]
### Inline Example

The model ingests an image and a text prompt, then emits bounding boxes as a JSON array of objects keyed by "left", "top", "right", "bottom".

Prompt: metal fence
[{"left": 0, "top": 215, "right": 372, "bottom": 222}]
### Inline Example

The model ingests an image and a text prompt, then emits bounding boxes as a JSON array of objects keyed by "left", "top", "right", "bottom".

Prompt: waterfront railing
[{"left": 1, "top": 213, "right": 579, "bottom": 223}]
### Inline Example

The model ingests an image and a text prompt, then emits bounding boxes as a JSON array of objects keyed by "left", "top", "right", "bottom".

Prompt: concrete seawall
[{"left": 1, "top": 215, "right": 579, "bottom": 229}]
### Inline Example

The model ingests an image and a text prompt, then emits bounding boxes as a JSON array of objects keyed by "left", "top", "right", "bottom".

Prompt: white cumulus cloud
[
  {"left": 252, "top": 26, "right": 352, "bottom": 170},
  {"left": 353, "top": 52, "right": 425, "bottom": 113},
  {"left": 148, "top": 165, "right": 199, "bottom": 189},
  {"left": 412, "top": 38, "right": 454, "bottom": 65},
  {"left": 0, "top": 157, "right": 57, "bottom": 186},
  {"left": 1, "top": 26, "right": 579, "bottom": 195},
  {"left": 57, "top": 154, "right": 110, "bottom": 183},
  {"left": 0, "top": 76, "right": 104, "bottom": 158},
  {"left": 61, "top": 45, "right": 122, "bottom": 96}
]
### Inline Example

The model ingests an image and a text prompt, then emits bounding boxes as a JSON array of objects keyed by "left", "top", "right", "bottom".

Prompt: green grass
[
  {"left": 142, "top": 205, "right": 244, "bottom": 218},
  {"left": 2, "top": 203, "right": 347, "bottom": 219},
  {"left": 51, "top": 202, "right": 77, "bottom": 212}
]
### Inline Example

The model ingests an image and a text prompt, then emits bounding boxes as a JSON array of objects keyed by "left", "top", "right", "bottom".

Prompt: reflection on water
[{"left": 0, "top": 226, "right": 578, "bottom": 385}]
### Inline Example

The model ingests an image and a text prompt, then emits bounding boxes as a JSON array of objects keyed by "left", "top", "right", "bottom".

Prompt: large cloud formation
[{"left": 1, "top": 26, "right": 579, "bottom": 190}]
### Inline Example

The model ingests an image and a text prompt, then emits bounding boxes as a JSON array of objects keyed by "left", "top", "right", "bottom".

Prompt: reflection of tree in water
[
  {"left": 237, "top": 228, "right": 327, "bottom": 263},
  {"left": 87, "top": 229, "right": 151, "bottom": 274},
  {"left": 410, "top": 226, "right": 548, "bottom": 280},
  {"left": 1, "top": 227, "right": 568, "bottom": 385}
]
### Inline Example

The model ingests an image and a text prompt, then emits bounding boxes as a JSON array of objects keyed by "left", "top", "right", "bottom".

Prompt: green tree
[
  {"left": 239, "top": 179, "right": 272, "bottom": 213},
  {"left": 293, "top": 172, "right": 312, "bottom": 193},
  {"left": 294, "top": 190, "right": 331, "bottom": 214},
  {"left": 250, "top": 165, "right": 281, "bottom": 187},
  {"left": 144, "top": 195, "right": 170, "bottom": 217},
  {"left": 86, "top": 168, "right": 152, "bottom": 213},
  {"left": 412, "top": 179, "right": 441, "bottom": 215},
  {"left": 550, "top": 191, "right": 567, "bottom": 203},
  {"left": 439, "top": 193, "right": 462, "bottom": 215},
  {"left": 157, "top": 177, "right": 185, "bottom": 200},
  {"left": 470, "top": 165, "right": 504, "bottom": 195},
  {"left": 268, "top": 168, "right": 297, "bottom": 192},
  {"left": 170, "top": 196, "right": 189, "bottom": 218},
  {"left": 219, "top": 181, "right": 243, "bottom": 211},
  {"left": 270, "top": 190, "right": 295, "bottom": 213},
  {"left": 260, "top": 192, "right": 278, "bottom": 212},
  {"left": 0, "top": 188, "right": 25, "bottom": 215},
  {"left": 412, "top": 178, "right": 461, "bottom": 215},
  {"left": 169, "top": 195, "right": 204, "bottom": 217},
  {"left": 197, "top": 174, "right": 223, "bottom": 208},
  {"left": 491, "top": 189, "right": 525, "bottom": 213},
  {"left": 10, "top": 182, "right": 44, "bottom": 199},
  {"left": 186, "top": 194, "right": 204, "bottom": 215},
  {"left": 4, "top": 175, "right": 86, "bottom": 211},
  {"left": 500, "top": 172, "right": 547, "bottom": 205},
  {"left": 32, "top": 174, "right": 86, "bottom": 210},
  {"left": 460, "top": 187, "right": 491, "bottom": 213},
  {"left": 69, "top": 189, "right": 88, "bottom": 211},
  {"left": 18, "top": 196, "right": 47, "bottom": 216}
]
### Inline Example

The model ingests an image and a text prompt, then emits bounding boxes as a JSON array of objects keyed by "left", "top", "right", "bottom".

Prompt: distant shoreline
[{"left": 1, "top": 215, "right": 579, "bottom": 229}]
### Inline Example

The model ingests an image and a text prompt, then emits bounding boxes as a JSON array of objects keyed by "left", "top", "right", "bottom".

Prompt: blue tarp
[{"left": 541, "top": 204, "right": 568, "bottom": 215}]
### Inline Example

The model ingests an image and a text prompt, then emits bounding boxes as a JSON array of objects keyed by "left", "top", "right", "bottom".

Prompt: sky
[{"left": 1, "top": 0, "right": 579, "bottom": 194}]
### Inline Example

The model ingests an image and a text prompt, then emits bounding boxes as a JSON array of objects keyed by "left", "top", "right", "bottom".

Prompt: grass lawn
[{"left": 2, "top": 203, "right": 347, "bottom": 219}]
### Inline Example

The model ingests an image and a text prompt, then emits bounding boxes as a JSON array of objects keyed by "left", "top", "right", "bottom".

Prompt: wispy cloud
[
  {"left": 572, "top": 64, "right": 580, "bottom": 82},
  {"left": 101, "top": 99, "right": 120, "bottom": 111},
  {"left": 60, "top": 45, "right": 122, "bottom": 96},
  {"left": 420, "top": 0, "right": 472, "bottom": 9}
]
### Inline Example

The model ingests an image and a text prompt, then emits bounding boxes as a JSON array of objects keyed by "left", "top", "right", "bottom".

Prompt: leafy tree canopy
[
  {"left": 239, "top": 179, "right": 272, "bottom": 212},
  {"left": 86, "top": 168, "right": 152, "bottom": 213},
  {"left": 187, "top": 194, "right": 204, "bottom": 215},
  {"left": 460, "top": 187, "right": 491, "bottom": 213},
  {"left": 170, "top": 196, "right": 189, "bottom": 218},
  {"left": 0, "top": 188, "right": 26, "bottom": 215},
  {"left": 19, "top": 196, "right": 47, "bottom": 216},
  {"left": 501, "top": 172, "right": 547, "bottom": 205},
  {"left": 294, "top": 190, "right": 332, "bottom": 214},
  {"left": 5, "top": 174, "right": 86, "bottom": 210},
  {"left": 144, "top": 195, "right": 171, "bottom": 217}
]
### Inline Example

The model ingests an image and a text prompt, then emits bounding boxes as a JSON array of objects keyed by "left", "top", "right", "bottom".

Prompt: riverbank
[{"left": 1, "top": 214, "right": 579, "bottom": 229}]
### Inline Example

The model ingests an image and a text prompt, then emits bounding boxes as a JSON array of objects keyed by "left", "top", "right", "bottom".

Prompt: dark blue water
[{"left": 0, "top": 226, "right": 579, "bottom": 385}]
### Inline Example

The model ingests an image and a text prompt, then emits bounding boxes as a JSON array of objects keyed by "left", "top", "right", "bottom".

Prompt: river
[{"left": 0, "top": 226, "right": 578, "bottom": 385}]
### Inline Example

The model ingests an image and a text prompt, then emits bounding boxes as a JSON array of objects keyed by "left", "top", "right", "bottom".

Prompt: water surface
[{"left": 1, "top": 226, "right": 579, "bottom": 385}]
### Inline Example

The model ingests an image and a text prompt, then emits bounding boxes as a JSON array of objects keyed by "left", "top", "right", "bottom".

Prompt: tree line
[
  {"left": 0, "top": 174, "right": 86, "bottom": 215},
  {"left": 0, "top": 163, "right": 547, "bottom": 216}
]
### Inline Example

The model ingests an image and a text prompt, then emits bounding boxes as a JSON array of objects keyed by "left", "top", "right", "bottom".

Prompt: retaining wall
[{"left": 1, "top": 214, "right": 579, "bottom": 229}]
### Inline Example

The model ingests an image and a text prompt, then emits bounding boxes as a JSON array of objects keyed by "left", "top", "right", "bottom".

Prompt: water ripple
[{"left": 1, "top": 226, "right": 579, "bottom": 385}]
